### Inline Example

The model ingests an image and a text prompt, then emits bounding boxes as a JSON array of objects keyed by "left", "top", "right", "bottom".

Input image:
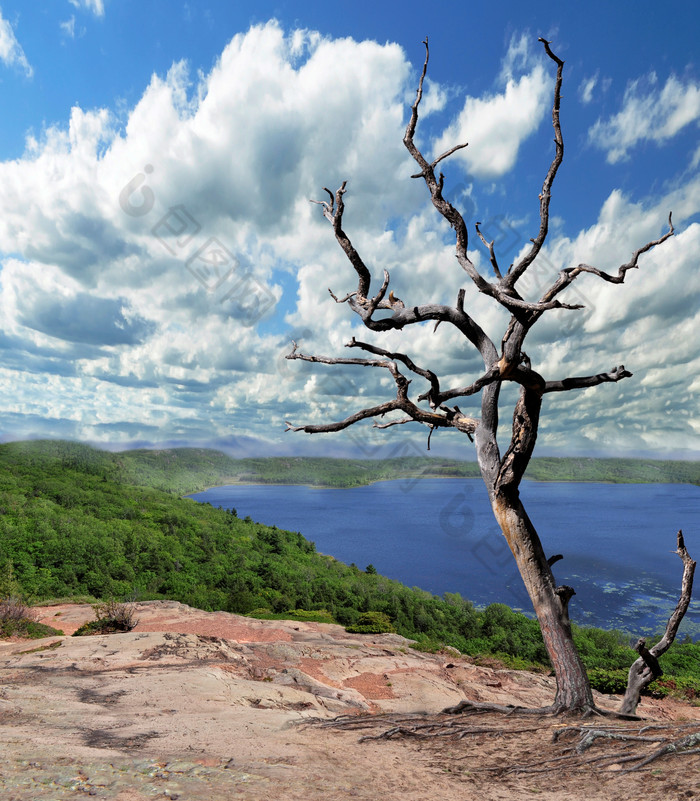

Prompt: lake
[{"left": 189, "top": 479, "right": 700, "bottom": 636}]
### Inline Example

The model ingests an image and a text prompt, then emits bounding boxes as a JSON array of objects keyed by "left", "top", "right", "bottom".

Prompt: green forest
[{"left": 1, "top": 438, "right": 699, "bottom": 700}]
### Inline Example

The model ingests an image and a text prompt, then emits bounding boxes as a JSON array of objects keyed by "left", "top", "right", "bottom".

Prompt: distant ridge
[{"left": 1, "top": 440, "right": 698, "bottom": 494}]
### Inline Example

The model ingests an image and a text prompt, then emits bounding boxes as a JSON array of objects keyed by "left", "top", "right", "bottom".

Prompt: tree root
[
  {"left": 442, "top": 698, "right": 641, "bottom": 720},
  {"left": 301, "top": 709, "right": 700, "bottom": 775},
  {"left": 551, "top": 723, "right": 700, "bottom": 773},
  {"left": 301, "top": 710, "right": 545, "bottom": 742}
]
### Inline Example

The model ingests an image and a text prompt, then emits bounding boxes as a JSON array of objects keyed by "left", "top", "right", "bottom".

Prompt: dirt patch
[
  {"left": 344, "top": 671, "right": 397, "bottom": 699},
  {"left": 298, "top": 656, "right": 343, "bottom": 688}
]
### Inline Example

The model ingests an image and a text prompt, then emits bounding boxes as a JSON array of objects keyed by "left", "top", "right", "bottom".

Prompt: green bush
[
  {"left": 287, "top": 608, "right": 335, "bottom": 623},
  {"left": 409, "top": 635, "right": 458, "bottom": 654},
  {"left": 346, "top": 611, "right": 395, "bottom": 634},
  {"left": 10, "top": 619, "right": 64, "bottom": 638},
  {"left": 245, "top": 608, "right": 336, "bottom": 624},
  {"left": 0, "top": 561, "right": 22, "bottom": 599},
  {"left": 587, "top": 667, "right": 629, "bottom": 695},
  {"left": 573, "top": 624, "right": 635, "bottom": 671}
]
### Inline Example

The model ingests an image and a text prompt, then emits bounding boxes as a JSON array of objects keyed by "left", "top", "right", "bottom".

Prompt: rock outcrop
[{"left": 0, "top": 600, "right": 697, "bottom": 800}]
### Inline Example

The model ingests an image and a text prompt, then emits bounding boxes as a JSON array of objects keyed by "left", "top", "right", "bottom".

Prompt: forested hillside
[
  {"left": 0, "top": 440, "right": 511, "bottom": 650},
  {"left": 0, "top": 440, "right": 558, "bottom": 663}
]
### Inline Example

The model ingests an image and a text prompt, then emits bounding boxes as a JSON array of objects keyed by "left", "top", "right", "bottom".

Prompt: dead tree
[
  {"left": 286, "top": 39, "right": 675, "bottom": 713},
  {"left": 619, "top": 531, "right": 696, "bottom": 716}
]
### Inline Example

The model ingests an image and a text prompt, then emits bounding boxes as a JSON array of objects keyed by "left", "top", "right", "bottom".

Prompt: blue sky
[{"left": 0, "top": 0, "right": 698, "bottom": 459}]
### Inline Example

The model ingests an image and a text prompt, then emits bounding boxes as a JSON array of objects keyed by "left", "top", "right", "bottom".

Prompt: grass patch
[
  {"left": 33, "top": 595, "right": 100, "bottom": 607},
  {"left": 1, "top": 618, "right": 64, "bottom": 638}
]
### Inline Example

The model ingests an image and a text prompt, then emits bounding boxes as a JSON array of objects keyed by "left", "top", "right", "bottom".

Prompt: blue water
[{"left": 189, "top": 479, "right": 700, "bottom": 636}]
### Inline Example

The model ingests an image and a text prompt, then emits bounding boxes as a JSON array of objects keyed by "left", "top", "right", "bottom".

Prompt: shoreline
[
  {"left": 184, "top": 473, "right": 700, "bottom": 497},
  {"left": 184, "top": 473, "right": 484, "bottom": 495}
]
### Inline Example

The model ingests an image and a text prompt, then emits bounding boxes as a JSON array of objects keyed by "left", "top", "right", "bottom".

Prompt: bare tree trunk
[
  {"left": 490, "top": 489, "right": 594, "bottom": 712},
  {"left": 476, "top": 380, "right": 595, "bottom": 712},
  {"left": 620, "top": 531, "right": 696, "bottom": 716}
]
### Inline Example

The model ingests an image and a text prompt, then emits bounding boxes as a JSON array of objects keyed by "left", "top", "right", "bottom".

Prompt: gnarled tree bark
[{"left": 286, "top": 38, "right": 676, "bottom": 714}]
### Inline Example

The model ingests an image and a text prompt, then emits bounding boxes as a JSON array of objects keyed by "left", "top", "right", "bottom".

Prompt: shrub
[
  {"left": 0, "top": 596, "right": 35, "bottom": 637},
  {"left": 345, "top": 611, "right": 395, "bottom": 634},
  {"left": 0, "top": 595, "right": 33, "bottom": 623},
  {"left": 73, "top": 599, "right": 139, "bottom": 637},
  {"left": 244, "top": 608, "right": 336, "bottom": 624},
  {"left": 587, "top": 667, "right": 629, "bottom": 695},
  {"left": 649, "top": 676, "right": 700, "bottom": 702},
  {"left": 245, "top": 607, "right": 274, "bottom": 619},
  {"left": 287, "top": 608, "right": 335, "bottom": 624},
  {"left": 409, "top": 636, "right": 461, "bottom": 655},
  {"left": 0, "top": 596, "right": 63, "bottom": 638},
  {"left": 0, "top": 561, "right": 22, "bottom": 599}
]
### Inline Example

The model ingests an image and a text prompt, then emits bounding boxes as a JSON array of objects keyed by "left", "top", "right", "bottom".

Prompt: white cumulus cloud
[
  {"left": 0, "top": 22, "right": 419, "bottom": 446},
  {"left": 589, "top": 72, "right": 700, "bottom": 163}
]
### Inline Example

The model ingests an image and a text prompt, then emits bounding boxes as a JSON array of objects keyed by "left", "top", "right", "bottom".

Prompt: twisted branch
[
  {"left": 310, "top": 182, "right": 372, "bottom": 300},
  {"left": 346, "top": 337, "right": 442, "bottom": 407},
  {"left": 285, "top": 342, "right": 478, "bottom": 436},
  {"left": 544, "top": 365, "right": 632, "bottom": 393},
  {"left": 504, "top": 39, "right": 564, "bottom": 290},
  {"left": 540, "top": 214, "right": 675, "bottom": 306}
]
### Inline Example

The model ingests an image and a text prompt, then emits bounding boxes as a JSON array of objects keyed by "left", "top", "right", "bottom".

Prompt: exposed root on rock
[
  {"left": 442, "top": 698, "right": 641, "bottom": 720},
  {"left": 301, "top": 711, "right": 544, "bottom": 742},
  {"left": 547, "top": 723, "right": 700, "bottom": 774},
  {"left": 302, "top": 709, "right": 700, "bottom": 775}
]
